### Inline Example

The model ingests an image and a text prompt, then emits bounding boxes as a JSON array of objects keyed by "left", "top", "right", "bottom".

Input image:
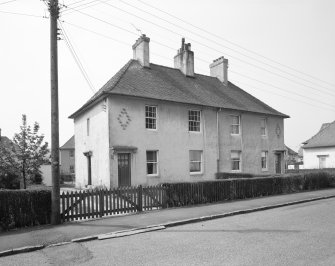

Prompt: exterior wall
[
  {"left": 60, "top": 149, "right": 75, "bottom": 175},
  {"left": 218, "top": 111, "right": 285, "bottom": 174},
  {"left": 303, "top": 147, "right": 335, "bottom": 169},
  {"left": 40, "top": 164, "right": 52, "bottom": 186},
  {"left": 73, "top": 95, "right": 286, "bottom": 187},
  {"left": 74, "top": 98, "right": 110, "bottom": 188},
  {"left": 108, "top": 96, "right": 218, "bottom": 186}
]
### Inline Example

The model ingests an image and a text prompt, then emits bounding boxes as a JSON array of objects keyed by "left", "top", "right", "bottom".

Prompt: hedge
[
  {"left": 0, "top": 188, "right": 51, "bottom": 231},
  {"left": 163, "top": 172, "right": 335, "bottom": 207}
]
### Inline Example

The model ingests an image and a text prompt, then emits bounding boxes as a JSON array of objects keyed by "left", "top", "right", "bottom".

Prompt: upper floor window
[
  {"left": 261, "top": 151, "right": 268, "bottom": 170},
  {"left": 189, "top": 110, "right": 201, "bottom": 132},
  {"left": 261, "top": 118, "right": 267, "bottom": 136},
  {"left": 69, "top": 150, "right": 74, "bottom": 158},
  {"left": 86, "top": 118, "right": 90, "bottom": 136},
  {"left": 190, "top": 150, "right": 203, "bottom": 173},
  {"left": 145, "top": 105, "right": 157, "bottom": 130},
  {"left": 231, "top": 150, "right": 241, "bottom": 171},
  {"left": 230, "top": 115, "right": 240, "bottom": 135},
  {"left": 146, "top": 150, "right": 158, "bottom": 175}
]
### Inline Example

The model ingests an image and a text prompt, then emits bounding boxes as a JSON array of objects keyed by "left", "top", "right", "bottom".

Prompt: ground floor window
[
  {"left": 146, "top": 151, "right": 158, "bottom": 175},
  {"left": 190, "top": 150, "right": 203, "bottom": 173},
  {"left": 261, "top": 151, "right": 268, "bottom": 170},
  {"left": 70, "top": 165, "right": 75, "bottom": 174},
  {"left": 231, "top": 150, "right": 241, "bottom": 171}
]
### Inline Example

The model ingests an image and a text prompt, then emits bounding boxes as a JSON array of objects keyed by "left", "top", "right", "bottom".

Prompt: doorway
[
  {"left": 275, "top": 153, "right": 282, "bottom": 174},
  {"left": 118, "top": 153, "right": 131, "bottom": 187}
]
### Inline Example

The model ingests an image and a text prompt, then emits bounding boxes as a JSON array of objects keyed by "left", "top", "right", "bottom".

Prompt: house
[
  {"left": 285, "top": 145, "right": 302, "bottom": 170},
  {"left": 302, "top": 121, "right": 335, "bottom": 169},
  {"left": 59, "top": 135, "right": 75, "bottom": 178},
  {"left": 69, "top": 35, "right": 289, "bottom": 188}
]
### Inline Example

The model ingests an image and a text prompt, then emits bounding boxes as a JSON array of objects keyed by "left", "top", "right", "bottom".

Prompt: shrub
[
  {"left": 163, "top": 171, "right": 335, "bottom": 208},
  {"left": 0, "top": 188, "right": 51, "bottom": 231},
  {"left": 0, "top": 173, "right": 20, "bottom": 189},
  {"left": 216, "top": 172, "right": 254, "bottom": 179}
]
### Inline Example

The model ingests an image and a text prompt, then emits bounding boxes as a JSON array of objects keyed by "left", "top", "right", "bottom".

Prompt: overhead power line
[
  {"left": 98, "top": 1, "right": 335, "bottom": 98},
  {"left": 62, "top": 19, "right": 335, "bottom": 113},
  {"left": 0, "top": 10, "right": 44, "bottom": 18},
  {"left": 136, "top": 0, "right": 335, "bottom": 89},
  {"left": 59, "top": 20, "right": 96, "bottom": 93},
  {"left": 115, "top": 0, "right": 335, "bottom": 98},
  {"left": 230, "top": 70, "right": 335, "bottom": 111},
  {"left": 0, "top": 0, "right": 18, "bottom": 5}
]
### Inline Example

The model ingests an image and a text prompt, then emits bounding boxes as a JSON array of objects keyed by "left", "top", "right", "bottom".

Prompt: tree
[
  {"left": 0, "top": 138, "right": 20, "bottom": 189},
  {"left": 11, "top": 115, "right": 50, "bottom": 189}
]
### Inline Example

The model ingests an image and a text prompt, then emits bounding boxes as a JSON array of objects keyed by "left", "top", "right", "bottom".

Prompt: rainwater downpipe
[{"left": 216, "top": 108, "right": 222, "bottom": 173}]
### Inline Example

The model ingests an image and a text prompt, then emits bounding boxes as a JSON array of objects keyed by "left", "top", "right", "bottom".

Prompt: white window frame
[
  {"left": 261, "top": 151, "right": 268, "bottom": 171},
  {"left": 189, "top": 150, "right": 203, "bottom": 174},
  {"left": 261, "top": 118, "right": 267, "bottom": 136},
  {"left": 145, "top": 105, "right": 157, "bottom": 130},
  {"left": 188, "top": 110, "right": 201, "bottom": 132},
  {"left": 230, "top": 115, "right": 241, "bottom": 135},
  {"left": 146, "top": 150, "right": 159, "bottom": 176},
  {"left": 231, "top": 150, "right": 242, "bottom": 172}
]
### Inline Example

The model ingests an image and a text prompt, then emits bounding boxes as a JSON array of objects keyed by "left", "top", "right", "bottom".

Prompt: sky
[{"left": 1, "top": 0, "right": 335, "bottom": 152}]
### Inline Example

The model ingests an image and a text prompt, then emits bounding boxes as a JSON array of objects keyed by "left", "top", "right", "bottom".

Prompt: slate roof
[
  {"left": 69, "top": 60, "right": 289, "bottom": 119},
  {"left": 60, "top": 135, "right": 75, "bottom": 150},
  {"left": 303, "top": 120, "right": 335, "bottom": 149}
]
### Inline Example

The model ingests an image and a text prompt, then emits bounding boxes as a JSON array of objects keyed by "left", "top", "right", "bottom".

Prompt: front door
[
  {"left": 275, "top": 153, "right": 282, "bottom": 174},
  {"left": 118, "top": 153, "right": 131, "bottom": 187}
]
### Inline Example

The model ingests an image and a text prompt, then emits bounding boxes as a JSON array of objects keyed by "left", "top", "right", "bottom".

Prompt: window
[
  {"left": 189, "top": 150, "right": 202, "bottom": 173},
  {"left": 69, "top": 150, "right": 74, "bottom": 158},
  {"left": 231, "top": 151, "right": 241, "bottom": 171},
  {"left": 261, "top": 118, "right": 267, "bottom": 136},
  {"left": 189, "top": 110, "right": 201, "bottom": 132},
  {"left": 69, "top": 165, "right": 75, "bottom": 174},
  {"left": 261, "top": 151, "right": 268, "bottom": 170},
  {"left": 146, "top": 151, "right": 158, "bottom": 175},
  {"left": 318, "top": 155, "right": 328, "bottom": 169},
  {"left": 230, "top": 115, "right": 240, "bottom": 134},
  {"left": 86, "top": 118, "right": 90, "bottom": 136},
  {"left": 145, "top": 106, "right": 157, "bottom": 130}
]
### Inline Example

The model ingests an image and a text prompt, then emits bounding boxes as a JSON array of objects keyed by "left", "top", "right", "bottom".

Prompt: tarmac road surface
[{"left": 1, "top": 197, "right": 335, "bottom": 266}]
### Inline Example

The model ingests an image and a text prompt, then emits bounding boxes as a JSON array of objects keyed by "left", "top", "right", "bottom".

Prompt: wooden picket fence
[{"left": 60, "top": 185, "right": 165, "bottom": 222}]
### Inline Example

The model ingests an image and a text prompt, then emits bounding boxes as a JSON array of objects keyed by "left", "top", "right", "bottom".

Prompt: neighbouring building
[
  {"left": 302, "top": 121, "right": 335, "bottom": 169},
  {"left": 59, "top": 135, "right": 75, "bottom": 178},
  {"left": 285, "top": 145, "right": 302, "bottom": 170},
  {"left": 70, "top": 35, "right": 289, "bottom": 188}
]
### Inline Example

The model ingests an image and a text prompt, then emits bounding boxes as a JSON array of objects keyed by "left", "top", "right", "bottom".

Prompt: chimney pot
[
  {"left": 209, "top": 56, "right": 228, "bottom": 85},
  {"left": 174, "top": 38, "right": 194, "bottom": 77},
  {"left": 132, "top": 34, "right": 150, "bottom": 67}
]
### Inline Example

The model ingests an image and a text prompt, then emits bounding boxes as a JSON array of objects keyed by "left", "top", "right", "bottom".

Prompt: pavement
[{"left": 1, "top": 188, "right": 335, "bottom": 257}]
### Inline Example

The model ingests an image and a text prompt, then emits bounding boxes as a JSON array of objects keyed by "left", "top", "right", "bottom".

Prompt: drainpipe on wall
[{"left": 216, "top": 108, "right": 222, "bottom": 173}]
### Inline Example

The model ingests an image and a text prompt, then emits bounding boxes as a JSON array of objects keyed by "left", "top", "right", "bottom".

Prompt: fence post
[
  {"left": 137, "top": 185, "right": 143, "bottom": 212},
  {"left": 99, "top": 189, "right": 104, "bottom": 217}
]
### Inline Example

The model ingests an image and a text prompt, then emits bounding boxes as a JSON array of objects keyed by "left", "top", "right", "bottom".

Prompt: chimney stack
[
  {"left": 132, "top": 34, "right": 150, "bottom": 67},
  {"left": 174, "top": 38, "right": 194, "bottom": 77},
  {"left": 209, "top": 56, "right": 228, "bottom": 85}
]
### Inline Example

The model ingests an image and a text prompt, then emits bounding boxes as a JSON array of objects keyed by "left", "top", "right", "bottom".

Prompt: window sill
[
  {"left": 261, "top": 169, "right": 268, "bottom": 172},
  {"left": 188, "top": 131, "right": 202, "bottom": 134},
  {"left": 146, "top": 128, "right": 158, "bottom": 132},
  {"left": 190, "top": 172, "right": 203, "bottom": 176},
  {"left": 231, "top": 170, "right": 241, "bottom": 172},
  {"left": 230, "top": 133, "right": 241, "bottom": 136},
  {"left": 147, "top": 174, "right": 159, "bottom": 177}
]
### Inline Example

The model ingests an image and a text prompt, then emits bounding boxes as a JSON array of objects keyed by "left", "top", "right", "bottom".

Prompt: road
[{"left": 1, "top": 198, "right": 335, "bottom": 266}]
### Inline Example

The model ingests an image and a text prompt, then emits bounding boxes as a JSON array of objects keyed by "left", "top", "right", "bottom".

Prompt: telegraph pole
[{"left": 49, "top": 0, "right": 60, "bottom": 225}]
